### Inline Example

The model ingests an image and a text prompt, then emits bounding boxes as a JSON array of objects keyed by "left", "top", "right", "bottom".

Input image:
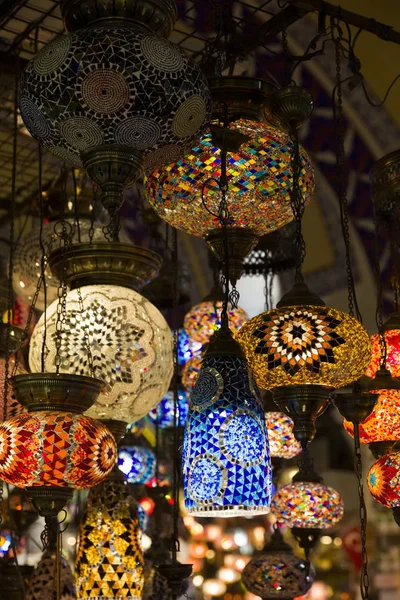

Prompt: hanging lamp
[
  {"left": 0, "top": 373, "right": 116, "bottom": 516},
  {"left": 241, "top": 527, "right": 315, "bottom": 599},
  {"left": 266, "top": 411, "right": 302, "bottom": 460},
  {"left": 75, "top": 420, "right": 145, "bottom": 598},
  {"left": 29, "top": 242, "right": 174, "bottom": 423},
  {"left": 19, "top": 0, "right": 211, "bottom": 223},
  {"left": 0, "top": 323, "right": 25, "bottom": 421},
  {"left": 181, "top": 354, "right": 203, "bottom": 394},
  {"left": 148, "top": 389, "right": 189, "bottom": 429},
  {"left": 367, "top": 451, "right": 400, "bottom": 525},
  {"left": 118, "top": 433, "right": 157, "bottom": 485},
  {"left": 145, "top": 78, "right": 314, "bottom": 283}
]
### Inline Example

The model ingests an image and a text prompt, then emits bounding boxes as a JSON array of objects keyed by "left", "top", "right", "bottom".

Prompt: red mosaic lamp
[
  {"left": 0, "top": 373, "right": 117, "bottom": 517},
  {"left": 367, "top": 451, "right": 400, "bottom": 526}
]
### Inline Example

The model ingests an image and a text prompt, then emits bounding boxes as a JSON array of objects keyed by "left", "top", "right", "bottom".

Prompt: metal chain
[
  {"left": 171, "top": 227, "right": 180, "bottom": 562},
  {"left": 372, "top": 207, "right": 387, "bottom": 369},
  {"left": 103, "top": 208, "right": 121, "bottom": 243},
  {"left": 354, "top": 424, "right": 370, "bottom": 599},
  {"left": 288, "top": 125, "right": 306, "bottom": 282},
  {"left": 54, "top": 218, "right": 71, "bottom": 375},
  {"left": 333, "top": 28, "right": 362, "bottom": 322}
]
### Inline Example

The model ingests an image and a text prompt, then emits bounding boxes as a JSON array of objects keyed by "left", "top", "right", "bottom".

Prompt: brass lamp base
[
  {"left": 157, "top": 562, "right": 193, "bottom": 599},
  {"left": 10, "top": 373, "right": 105, "bottom": 413},
  {"left": 269, "top": 85, "right": 314, "bottom": 130},
  {"left": 27, "top": 486, "right": 73, "bottom": 517},
  {"left": 49, "top": 242, "right": 162, "bottom": 291},
  {"left": 333, "top": 392, "right": 377, "bottom": 425},
  {"left": 209, "top": 76, "right": 275, "bottom": 124},
  {"left": 272, "top": 385, "right": 332, "bottom": 445},
  {"left": 206, "top": 227, "right": 259, "bottom": 285},
  {"left": 369, "top": 440, "right": 400, "bottom": 460}
]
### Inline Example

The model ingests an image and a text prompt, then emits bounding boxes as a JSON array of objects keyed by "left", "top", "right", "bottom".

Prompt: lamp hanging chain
[
  {"left": 171, "top": 226, "right": 180, "bottom": 562},
  {"left": 333, "top": 24, "right": 362, "bottom": 323},
  {"left": 354, "top": 423, "right": 370, "bottom": 600},
  {"left": 288, "top": 124, "right": 306, "bottom": 283},
  {"left": 372, "top": 208, "right": 387, "bottom": 369}
]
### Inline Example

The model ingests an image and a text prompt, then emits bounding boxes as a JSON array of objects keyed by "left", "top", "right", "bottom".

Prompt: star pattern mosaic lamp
[
  {"left": 241, "top": 528, "right": 314, "bottom": 599},
  {"left": 19, "top": 0, "right": 211, "bottom": 212},
  {"left": 118, "top": 444, "right": 156, "bottom": 485},
  {"left": 184, "top": 300, "right": 248, "bottom": 346},
  {"left": 148, "top": 389, "right": 189, "bottom": 428},
  {"left": 0, "top": 373, "right": 117, "bottom": 514},
  {"left": 266, "top": 412, "right": 302, "bottom": 460},
  {"left": 271, "top": 481, "right": 344, "bottom": 529},
  {"left": 183, "top": 330, "right": 272, "bottom": 516},
  {"left": 75, "top": 476, "right": 144, "bottom": 598},
  {"left": 27, "top": 550, "right": 75, "bottom": 600},
  {"left": 29, "top": 243, "right": 174, "bottom": 424}
]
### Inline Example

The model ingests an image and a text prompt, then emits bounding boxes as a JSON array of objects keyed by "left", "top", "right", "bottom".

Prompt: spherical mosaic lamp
[
  {"left": 27, "top": 550, "right": 75, "bottom": 600},
  {"left": 118, "top": 444, "right": 156, "bottom": 485},
  {"left": 19, "top": 0, "right": 211, "bottom": 214},
  {"left": 75, "top": 470, "right": 144, "bottom": 598},
  {"left": 145, "top": 77, "right": 314, "bottom": 282},
  {"left": 266, "top": 412, "right": 302, "bottom": 460},
  {"left": 148, "top": 389, "right": 189, "bottom": 428},
  {"left": 184, "top": 300, "right": 248, "bottom": 346},
  {"left": 242, "top": 528, "right": 315, "bottom": 599},
  {"left": 182, "top": 354, "right": 203, "bottom": 394},
  {"left": 183, "top": 326, "right": 272, "bottom": 516},
  {"left": 29, "top": 243, "right": 174, "bottom": 423},
  {"left": 0, "top": 373, "right": 117, "bottom": 515},
  {"left": 238, "top": 281, "right": 371, "bottom": 444}
]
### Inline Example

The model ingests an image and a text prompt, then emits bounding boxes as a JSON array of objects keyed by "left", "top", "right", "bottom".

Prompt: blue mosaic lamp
[
  {"left": 118, "top": 444, "right": 156, "bottom": 485},
  {"left": 149, "top": 389, "right": 189, "bottom": 429},
  {"left": 182, "top": 325, "right": 272, "bottom": 516}
]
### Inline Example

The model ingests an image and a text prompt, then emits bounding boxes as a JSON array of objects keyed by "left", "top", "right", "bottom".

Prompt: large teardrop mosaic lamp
[
  {"left": 237, "top": 282, "right": 371, "bottom": 444},
  {"left": 183, "top": 327, "right": 272, "bottom": 516},
  {"left": 145, "top": 78, "right": 315, "bottom": 281},
  {"left": 0, "top": 373, "right": 117, "bottom": 515},
  {"left": 29, "top": 243, "right": 174, "bottom": 423},
  {"left": 242, "top": 528, "right": 315, "bottom": 599},
  {"left": 19, "top": 0, "right": 211, "bottom": 214}
]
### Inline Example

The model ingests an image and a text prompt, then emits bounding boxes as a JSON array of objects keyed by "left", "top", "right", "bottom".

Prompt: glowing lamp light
[
  {"left": 145, "top": 120, "right": 314, "bottom": 238},
  {"left": 266, "top": 412, "right": 302, "bottom": 459},
  {"left": 183, "top": 351, "right": 272, "bottom": 517},
  {"left": 75, "top": 477, "right": 144, "bottom": 599},
  {"left": 202, "top": 579, "right": 227, "bottom": 597},
  {"left": 118, "top": 445, "right": 156, "bottom": 484},
  {"left": 218, "top": 567, "right": 240, "bottom": 584},
  {"left": 184, "top": 300, "right": 248, "bottom": 345},
  {"left": 271, "top": 481, "right": 344, "bottom": 529},
  {"left": 343, "top": 389, "right": 400, "bottom": 443},
  {"left": 27, "top": 550, "right": 75, "bottom": 600},
  {"left": 148, "top": 389, "right": 189, "bottom": 428}
]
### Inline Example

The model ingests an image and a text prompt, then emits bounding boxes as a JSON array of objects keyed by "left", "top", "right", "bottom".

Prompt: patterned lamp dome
[
  {"left": 149, "top": 389, "right": 189, "bottom": 428},
  {"left": 183, "top": 329, "right": 272, "bottom": 517},
  {"left": 184, "top": 300, "right": 248, "bottom": 345},
  {"left": 271, "top": 481, "right": 344, "bottom": 529},
  {"left": 365, "top": 325, "right": 400, "bottom": 379},
  {"left": 242, "top": 529, "right": 314, "bottom": 599},
  {"left": 29, "top": 283, "right": 173, "bottom": 423},
  {"left": 145, "top": 119, "right": 314, "bottom": 238},
  {"left": 182, "top": 354, "right": 203, "bottom": 393},
  {"left": 19, "top": 0, "right": 211, "bottom": 187},
  {"left": 27, "top": 550, "right": 75, "bottom": 600},
  {"left": 237, "top": 291, "right": 371, "bottom": 391},
  {"left": 367, "top": 452, "right": 400, "bottom": 508},
  {"left": 0, "top": 374, "right": 116, "bottom": 510},
  {"left": 75, "top": 475, "right": 144, "bottom": 598},
  {"left": 343, "top": 390, "right": 400, "bottom": 444},
  {"left": 266, "top": 412, "right": 302, "bottom": 459},
  {"left": 118, "top": 444, "right": 156, "bottom": 485}
]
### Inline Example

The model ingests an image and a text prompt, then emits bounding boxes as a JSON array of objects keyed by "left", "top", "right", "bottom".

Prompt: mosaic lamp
[
  {"left": 182, "top": 354, "right": 203, "bottom": 394},
  {"left": 242, "top": 527, "right": 315, "bottom": 599},
  {"left": 19, "top": 0, "right": 211, "bottom": 216},
  {"left": 183, "top": 324, "right": 272, "bottom": 516},
  {"left": 343, "top": 313, "right": 400, "bottom": 457},
  {"left": 118, "top": 438, "right": 157, "bottom": 485},
  {"left": 266, "top": 412, "right": 302, "bottom": 460},
  {"left": 238, "top": 281, "right": 372, "bottom": 445},
  {"left": 0, "top": 323, "right": 25, "bottom": 422},
  {"left": 148, "top": 389, "right": 189, "bottom": 429},
  {"left": 145, "top": 78, "right": 315, "bottom": 283},
  {"left": 29, "top": 242, "right": 174, "bottom": 423},
  {"left": 75, "top": 462, "right": 145, "bottom": 598},
  {"left": 184, "top": 298, "right": 248, "bottom": 346},
  {"left": 367, "top": 451, "right": 400, "bottom": 525},
  {"left": 0, "top": 373, "right": 117, "bottom": 516}
]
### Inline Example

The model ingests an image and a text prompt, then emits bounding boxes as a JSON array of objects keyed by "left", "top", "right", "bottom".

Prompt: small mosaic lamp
[
  {"left": 242, "top": 527, "right": 315, "bottom": 599},
  {"left": 75, "top": 463, "right": 144, "bottom": 598},
  {"left": 183, "top": 324, "right": 272, "bottom": 516},
  {"left": 0, "top": 373, "right": 117, "bottom": 516},
  {"left": 29, "top": 243, "right": 174, "bottom": 424},
  {"left": 266, "top": 412, "right": 302, "bottom": 460},
  {"left": 367, "top": 452, "right": 400, "bottom": 526},
  {"left": 182, "top": 354, "right": 203, "bottom": 394},
  {"left": 118, "top": 436, "right": 157, "bottom": 485},
  {"left": 149, "top": 389, "right": 189, "bottom": 429},
  {"left": 184, "top": 299, "right": 248, "bottom": 346},
  {"left": 238, "top": 281, "right": 371, "bottom": 445},
  {"left": 145, "top": 78, "right": 315, "bottom": 283}
]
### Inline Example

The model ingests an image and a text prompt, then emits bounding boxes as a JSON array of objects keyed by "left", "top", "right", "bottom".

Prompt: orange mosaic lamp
[
  {"left": 0, "top": 373, "right": 117, "bottom": 516},
  {"left": 182, "top": 354, "right": 203, "bottom": 394},
  {"left": 367, "top": 451, "right": 400, "bottom": 526},
  {"left": 184, "top": 300, "right": 248, "bottom": 346}
]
